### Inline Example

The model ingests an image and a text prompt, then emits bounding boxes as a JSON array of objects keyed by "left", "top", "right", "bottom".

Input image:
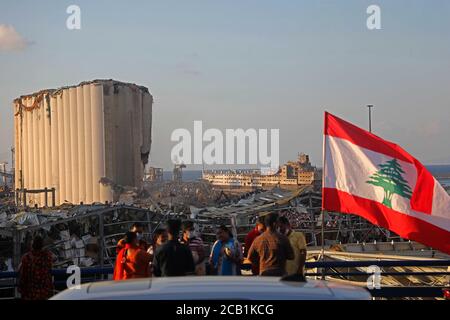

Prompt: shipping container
[{"left": 13, "top": 80, "right": 153, "bottom": 207}]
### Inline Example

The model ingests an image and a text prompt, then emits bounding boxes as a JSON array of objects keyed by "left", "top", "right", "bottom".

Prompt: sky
[{"left": 1, "top": 0, "right": 450, "bottom": 171}]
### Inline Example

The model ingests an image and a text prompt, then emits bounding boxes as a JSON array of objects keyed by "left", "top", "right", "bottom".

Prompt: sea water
[
  {"left": 427, "top": 165, "right": 450, "bottom": 187},
  {"left": 162, "top": 165, "right": 450, "bottom": 186}
]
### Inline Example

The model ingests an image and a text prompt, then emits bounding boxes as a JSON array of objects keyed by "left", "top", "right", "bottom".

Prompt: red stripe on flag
[
  {"left": 325, "top": 112, "right": 412, "bottom": 162},
  {"left": 323, "top": 187, "right": 450, "bottom": 255},
  {"left": 324, "top": 112, "right": 434, "bottom": 214}
]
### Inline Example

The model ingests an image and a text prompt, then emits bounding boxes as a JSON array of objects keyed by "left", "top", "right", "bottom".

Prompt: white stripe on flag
[{"left": 325, "top": 135, "right": 450, "bottom": 232}]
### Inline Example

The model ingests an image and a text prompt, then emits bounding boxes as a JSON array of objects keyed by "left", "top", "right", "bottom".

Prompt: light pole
[
  {"left": 367, "top": 105, "right": 374, "bottom": 133},
  {"left": 11, "top": 147, "right": 14, "bottom": 171}
]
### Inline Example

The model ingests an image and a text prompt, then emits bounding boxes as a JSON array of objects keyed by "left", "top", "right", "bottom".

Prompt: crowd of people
[
  {"left": 112, "top": 212, "right": 307, "bottom": 280},
  {"left": 17, "top": 212, "right": 307, "bottom": 299}
]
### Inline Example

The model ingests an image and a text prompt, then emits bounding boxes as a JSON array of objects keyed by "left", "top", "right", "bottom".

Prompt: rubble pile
[
  {"left": 0, "top": 205, "right": 106, "bottom": 270},
  {"left": 142, "top": 180, "right": 242, "bottom": 210},
  {"left": 0, "top": 204, "right": 164, "bottom": 270},
  {"left": 0, "top": 204, "right": 105, "bottom": 229},
  {"left": 0, "top": 184, "right": 409, "bottom": 273},
  {"left": 191, "top": 188, "right": 307, "bottom": 244},
  {"left": 0, "top": 188, "right": 15, "bottom": 207}
]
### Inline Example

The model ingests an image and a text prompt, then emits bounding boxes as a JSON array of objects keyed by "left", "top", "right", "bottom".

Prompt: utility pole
[
  {"left": 367, "top": 105, "right": 374, "bottom": 133},
  {"left": 0, "top": 162, "right": 7, "bottom": 186},
  {"left": 11, "top": 147, "right": 14, "bottom": 171},
  {"left": 11, "top": 147, "right": 15, "bottom": 191}
]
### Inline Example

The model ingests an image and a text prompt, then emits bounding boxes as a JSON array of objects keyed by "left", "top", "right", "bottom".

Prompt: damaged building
[{"left": 13, "top": 80, "right": 153, "bottom": 207}]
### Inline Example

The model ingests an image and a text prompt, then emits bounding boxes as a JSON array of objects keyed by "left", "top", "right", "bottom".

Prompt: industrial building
[
  {"left": 202, "top": 153, "right": 322, "bottom": 188},
  {"left": 13, "top": 80, "right": 153, "bottom": 207},
  {"left": 144, "top": 167, "right": 164, "bottom": 183}
]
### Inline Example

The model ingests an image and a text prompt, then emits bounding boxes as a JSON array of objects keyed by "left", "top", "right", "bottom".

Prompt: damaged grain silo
[{"left": 13, "top": 80, "right": 153, "bottom": 207}]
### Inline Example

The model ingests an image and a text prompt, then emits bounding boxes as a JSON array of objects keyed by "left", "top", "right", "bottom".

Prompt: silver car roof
[{"left": 52, "top": 276, "right": 371, "bottom": 300}]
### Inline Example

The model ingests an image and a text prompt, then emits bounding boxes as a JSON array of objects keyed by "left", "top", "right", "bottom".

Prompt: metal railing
[{"left": 0, "top": 259, "right": 448, "bottom": 299}]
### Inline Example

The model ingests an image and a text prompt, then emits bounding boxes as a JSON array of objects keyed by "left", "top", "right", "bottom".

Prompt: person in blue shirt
[{"left": 209, "top": 225, "right": 243, "bottom": 275}]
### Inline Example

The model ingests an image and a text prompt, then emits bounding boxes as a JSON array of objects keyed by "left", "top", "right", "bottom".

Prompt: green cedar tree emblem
[{"left": 366, "top": 158, "right": 413, "bottom": 209}]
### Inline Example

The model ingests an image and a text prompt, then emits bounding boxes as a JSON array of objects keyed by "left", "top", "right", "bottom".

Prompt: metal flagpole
[
  {"left": 321, "top": 210, "right": 325, "bottom": 258},
  {"left": 321, "top": 112, "right": 327, "bottom": 263},
  {"left": 367, "top": 105, "right": 373, "bottom": 133},
  {"left": 320, "top": 112, "right": 328, "bottom": 280}
]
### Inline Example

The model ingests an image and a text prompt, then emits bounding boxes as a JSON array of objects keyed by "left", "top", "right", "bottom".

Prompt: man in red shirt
[{"left": 244, "top": 216, "right": 266, "bottom": 275}]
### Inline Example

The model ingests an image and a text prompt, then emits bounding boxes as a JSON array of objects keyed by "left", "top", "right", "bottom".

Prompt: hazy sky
[{"left": 1, "top": 0, "right": 450, "bottom": 171}]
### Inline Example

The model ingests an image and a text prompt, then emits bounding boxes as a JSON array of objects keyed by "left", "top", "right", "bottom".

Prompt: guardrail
[
  {"left": 306, "top": 259, "right": 450, "bottom": 298},
  {"left": 0, "top": 259, "right": 449, "bottom": 299},
  {"left": 303, "top": 259, "right": 450, "bottom": 276}
]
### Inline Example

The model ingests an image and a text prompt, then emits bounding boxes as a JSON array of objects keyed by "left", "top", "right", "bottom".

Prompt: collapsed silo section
[
  {"left": 13, "top": 80, "right": 153, "bottom": 207},
  {"left": 102, "top": 81, "right": 153, "bottom": 192}
]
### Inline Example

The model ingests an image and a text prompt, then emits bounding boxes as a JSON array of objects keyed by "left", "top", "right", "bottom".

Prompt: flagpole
[
  {"left": 321, "top": 112, "right": 327, "bottom": 262},
  {"left": 321, "top": 210, "right": 325, "bottom": 258},
  {"left": 367, "top": 104, "right": 373, "bottom": 133}
]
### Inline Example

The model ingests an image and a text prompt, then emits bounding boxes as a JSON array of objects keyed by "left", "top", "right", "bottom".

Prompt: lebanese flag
[{"left": 322, "top": 112, "right": 450, "bottom": 254}]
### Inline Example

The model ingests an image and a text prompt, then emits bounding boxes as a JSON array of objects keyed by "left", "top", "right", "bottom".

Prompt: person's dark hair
[
  {"left": 131, "top": 222, "right": 143, "bottom": 230},
  {"left": 278, "top": 216, "right": 290, "bottom": 226},
  {"left": 256, "top": 216, "right": 265, "bottom": 226},
  {"left": 153, "top": 228, "right": 166, "bottom": 237},
  {"left": 218, "top": 225, "right": 233, "bottom": 238},
  {"left": 125, "top": 231, "right": 137, "bottom": 244},
  {"left": 264, "top": 213, "right": 279, "bottom": 229},
  {"left": 166, "top": 219, "right": 182, "bottom": 236},
  {"left": 152, "top": 228, "right": 165, "bottom": 242},
  {"left": 182, "top": 220, "right": 194, "bottom": 232},
  {"left": 32, "top": 235, "right": 44, "bottom": 251}
]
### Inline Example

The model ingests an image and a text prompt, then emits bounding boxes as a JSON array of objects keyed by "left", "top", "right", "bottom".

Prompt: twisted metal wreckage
[
  {"left": 0, "top": 184, "right": 449, "bottom": 301},
  {"left": 0, "top": 185, "right": 395, "bottom": 273}
]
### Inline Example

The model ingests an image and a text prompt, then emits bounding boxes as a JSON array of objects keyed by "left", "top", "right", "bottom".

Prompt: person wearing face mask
[
  {"left": 116, "top": 223, "right": 149, "bottom": 254},
  {"left": 277, "top": 216, "right": 307, "bottom": 276},
  {"left": 152, "top": 219, "right": 195, "bottom": 277},
  {"left": 181, "top": 221, "right": 206, "bottom": 275},
  {"left": 147, "top": 228, "right": 168, "bottom": 275},
  {"left": 148, "top": 228, "right": 168, "bottom": 256}
]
